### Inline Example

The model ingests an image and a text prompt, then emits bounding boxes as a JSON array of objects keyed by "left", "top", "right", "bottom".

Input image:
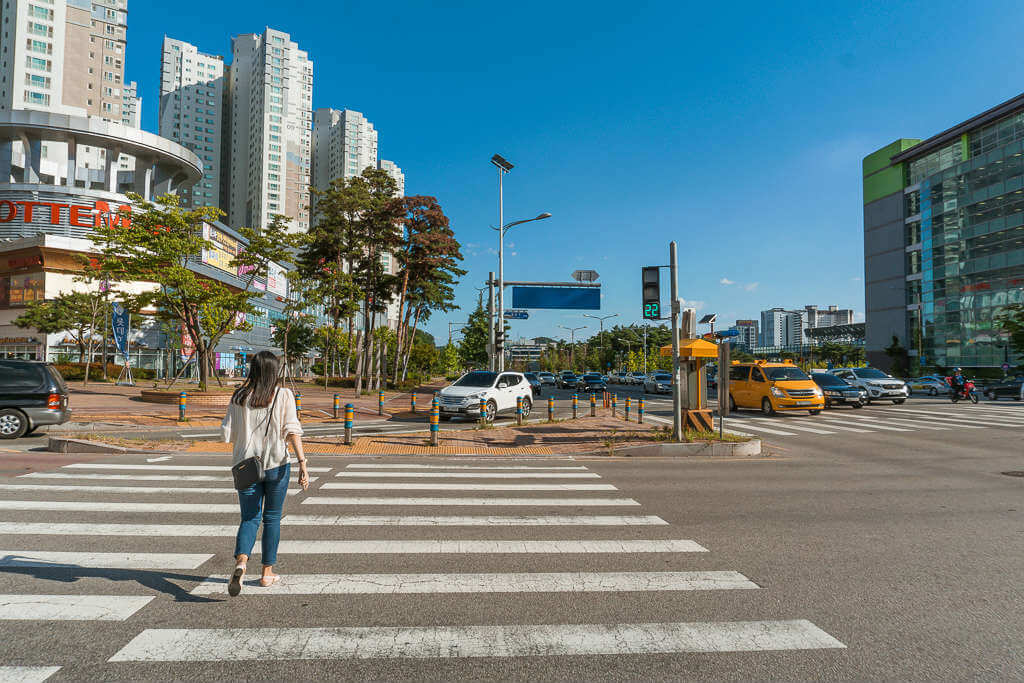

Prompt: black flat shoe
[{"left": 228, "top": 566, "right": 245, "bottom": 597}]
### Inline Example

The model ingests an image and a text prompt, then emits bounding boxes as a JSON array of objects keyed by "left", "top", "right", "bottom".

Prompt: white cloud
[
  {"left": 719, "top": 277, "right": 735, "bottom": 286},
  {"left": 851, "top": 276, "right": 862, "bottom": 282},
  {"left": 744, "top": 282, "right": 759, "bottom": 292},
  {"left": 486, "top": 247, "right": 498, "bottom": 256},
  {"left": 682, "top": 299, "right": 705, "bottom": 311}
]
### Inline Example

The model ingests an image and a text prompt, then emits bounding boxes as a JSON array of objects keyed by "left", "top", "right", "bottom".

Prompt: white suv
[
  {"left": 437, "top": 370, "right": 533, "bottom": 422},
  {"left": 830, "top": 367, "right": 909, "bottom": 404}
]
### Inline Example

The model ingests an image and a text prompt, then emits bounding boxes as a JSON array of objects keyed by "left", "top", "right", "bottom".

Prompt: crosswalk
[
  {"left": 0, "top": 456, "right": 845, "bottom": 678},
  {"left": 717, "top": 402, "right": 1024, "bottom": 439}
]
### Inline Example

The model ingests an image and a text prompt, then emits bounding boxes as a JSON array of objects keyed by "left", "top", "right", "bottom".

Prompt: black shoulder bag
[{"left": 231, "top": 390, "right": 279, "bottom": 490}]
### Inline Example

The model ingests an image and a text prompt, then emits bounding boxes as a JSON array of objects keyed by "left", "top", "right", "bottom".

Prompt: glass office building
[{"left": 863, "top": 94, "right": 1024, "bottom": 371}]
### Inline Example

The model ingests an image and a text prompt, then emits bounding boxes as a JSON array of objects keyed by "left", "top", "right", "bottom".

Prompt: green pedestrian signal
[{"left": 642, "top": 266, "right": 660, "bottom": 319}]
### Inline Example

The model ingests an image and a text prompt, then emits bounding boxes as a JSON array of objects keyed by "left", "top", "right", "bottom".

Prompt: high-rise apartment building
[
  {"left": 121, "top": 80, "right": 140, "bottom": 127},
  {"left": 158, "top": 37, "right": 225, "bottom": 209},
  {"left": 802, "top": 305, "right": 855, "bottom": 329},
  {"left": 1, "top": 0, "right": 128, "bottom": 118},
  {"left": 864, "top": 92, "right": 1024, "bottom": 370},
  {"left": 311, "top": 108, "right": 378, "bottom": 194},
  {"left": 760, "top": 308, "right": 803, "bottom": 347},
  {"left": 378, "top": 159, "right": 404, "bottom": 196},
  {"left": 227, "top": 28, "right": 313, "bottom": 232},
  {"left": 730, "top": 319, "right": 759, "bottom": 348}
]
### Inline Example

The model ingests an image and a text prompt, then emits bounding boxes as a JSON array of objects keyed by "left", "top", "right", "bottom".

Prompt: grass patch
[
  {"left": 80, "top": 433, "right": 190, "bottom": 451},
  {"left": 649, "top": 426, "right": 750, "bottom": 443}
]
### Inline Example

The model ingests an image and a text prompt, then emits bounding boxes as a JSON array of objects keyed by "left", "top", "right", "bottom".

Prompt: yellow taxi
[{"left": 726, "top": 360, "right": 825, "bottom": 415}]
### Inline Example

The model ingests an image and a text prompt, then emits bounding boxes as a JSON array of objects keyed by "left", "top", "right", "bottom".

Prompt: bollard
[
  {"left": 344, "top": 403, "right": 354, "bottom": 445},
  {"left": 333, "top": 393, "right": 340, "bottom": 420},
  {"left": 178, "top": 391, "right": 187, "bottom": 422},
  {"left": 411, "top": 392, "right": 417, "bottom": 413},
  {"left": 638, "top": 397, "right": 645, "bottom": 424},
  {"left": 516, "top": 396, "right": 524, "bottom": 426},
  {"left": 590, "top": 393, "right": 597, "bottom": 417},
  {"left": 430, "top": 404, "right": 439, "bottom": 446},
  {"left": 478, "top": 398, "right": 487, "bottom": 425},
  {"left": 378, "top": 390, "right": 385, "bottom": 416},
  {"left": 625, "top": 397, "right": 631, "bottom": 422},
  {"left": 612, "top": 393, "right": 617, "bottom": 418},
  {"left": 547, "top": 396, "right": 554, "bottom": 422},
  {"left": 572, "top": 393, "right": 578, "bottom": 419},
  {"left": 295, "top": 392, "right": 302, "bottom": 420}
]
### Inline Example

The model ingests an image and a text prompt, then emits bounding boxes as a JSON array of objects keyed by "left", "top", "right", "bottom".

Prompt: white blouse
[{"left": 221, "top": 387, "right": 303, "bottom": 470}]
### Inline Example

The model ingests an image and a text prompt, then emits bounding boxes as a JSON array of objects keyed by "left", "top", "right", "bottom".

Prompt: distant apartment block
[
  {"left": 312, "top": 108, "right": 379, "bottom": 195},
  {"left": 228, "top": 28, "right": 313, "bottom": 232},
  {"left": 730, "top": 319, "right": 759, "bottom": 348},
  {"left": 802, "top": 304, "right": 854, "bottom": 329},
  {"left": 158, "top": 37, "right": 226, "bottom": 209},
  {"left": 378, "top": 159, "right": 404, "bottom": 196}
]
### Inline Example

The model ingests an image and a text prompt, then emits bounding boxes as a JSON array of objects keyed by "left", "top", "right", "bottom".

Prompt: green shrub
[{"left": 51, "top": 362, "right": 155, "bottom": 381}]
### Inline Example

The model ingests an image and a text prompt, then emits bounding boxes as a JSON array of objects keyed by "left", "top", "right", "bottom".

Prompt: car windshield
[
  {"left": 765, "top": 367, "right": 810, "bottom": 381},
  {"left": 854, "top": 368, "right": 889, "bottom": 379},
  {"left": 452, "top": 371, "right": 497, "bottom": 387},
  {"left": 524, "top": 373, "right": 538, "bottom": 380},
  {"left": 812, "top": 373, "right": 847, "bottom": 387},
  {"left": 654, "top": 374, "right": 672, "bottom": 381},
  {"left": 583, "top": 373, "right": 602, "bottom": 379}
]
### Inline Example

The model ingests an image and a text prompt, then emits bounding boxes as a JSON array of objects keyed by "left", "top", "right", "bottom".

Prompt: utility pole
[
  {"left": 669, "top": 241, "right": 682, "bottom": 442},
  {"left": 558, "top": 325, "right": 586, "bottom": 370},
  {"left": 583, "top": 313, "right": 618, "bottom": 369},
  {"left": 487, "top": 271, "right": 495, "bottom": 371}
]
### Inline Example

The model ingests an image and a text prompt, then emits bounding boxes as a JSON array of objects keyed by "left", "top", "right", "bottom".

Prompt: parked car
[
  {"left": 628, "top": 372, "right": 647, "bottom": 385},
  {"left": 728, "top": 361, "right": 824, "bottom": 415},
  {"left": 983, "top": 376, "right": 1023, "bottom": 401},
  {"left": 643, "top": 372, "right": 673, "bottom": 394},
  {"left": 559, "top": 372, "right": 579, "bottom": 389},
  {"left": 537, "top": 372, "right": 557, "bottom": 386},
  {"left": 0, "top": 359, "right": 72, "bottom": 439},
  {"left": 437, "top": 370, "right": 533, "bottom": 422},
  {"left": 523, "top": 372, "right": 543, "bottom": 397},
  {"left": 906, "top": 375, "right": 949, "bottom": 396},
  {"left": 811, "top": 372, "right": 865, "bottom": 409},
  {"left": 830, "top": 367, "right": 908, "bottom": 404},
  {"left": 577, "top": 372, "right": 608, "bottom": 392}
]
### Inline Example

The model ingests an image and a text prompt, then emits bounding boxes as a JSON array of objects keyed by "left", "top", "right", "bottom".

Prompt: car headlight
[
  {"left": 465, "top": 393, "right": 483, "bottom": 401},
  {"left": 825, "top": 390, "right": 840, "bottom": 397},
  {"left": 812, "top": 387, "right": 823, "bottom": 397},
  {"left": 770, "top": 387, "right": 785, "bottom": 397}
]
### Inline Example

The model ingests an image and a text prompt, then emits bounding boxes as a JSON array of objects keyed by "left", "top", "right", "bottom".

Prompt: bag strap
[{"left": 263, "top": 389, "right": 280, "bottom": 439}]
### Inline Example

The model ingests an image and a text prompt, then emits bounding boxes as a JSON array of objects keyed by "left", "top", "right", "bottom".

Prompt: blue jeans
[{"left": 234, "top": 462, "right": 290, "bottom": 566}]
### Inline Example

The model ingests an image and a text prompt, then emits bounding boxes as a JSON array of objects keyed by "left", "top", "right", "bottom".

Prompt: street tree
[
  {"left": 14, "top": 289, "right": 105, "bottom": 384},
  {"left": 458, "top": 294, "right": 490, "bottom": 368}
]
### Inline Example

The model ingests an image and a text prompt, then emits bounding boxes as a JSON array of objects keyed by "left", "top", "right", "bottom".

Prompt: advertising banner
[
  {"left": 202, "top": 225, "right": 239, "bottom": 274},
  {"left": 180, "top": 323, "right": 195, "bottom": 362},
  {"left": 266, "top": 261, "right": 287, "bottom": 296},
  {"left": 111, "top": 302, "right": 130, "bottom": 359}
]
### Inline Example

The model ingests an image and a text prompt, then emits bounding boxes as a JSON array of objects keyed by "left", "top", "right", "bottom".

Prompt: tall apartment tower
[
  {"left": 311, "top": 108, "right": 378, "bottom": 195},
  {"left": 121, "top": 80, "right": 140, "bottom": 127},
  {"left": 760, "top": 308, "right": 804, "bottom": 347},
  {"left": 227, "top": 28, "right": 313, "bottom": 232},
  {"left": 378, "top": 159, "right": 404, "bottom": 196},
  {"left": 158, "top": 37, "right": 225, "bottom": 209},
  {"left": 1, "top": 0, "right": 129, "bottom": 118},
  {"left": 730, "top": 319, "right": 759, "bottom": 348}
]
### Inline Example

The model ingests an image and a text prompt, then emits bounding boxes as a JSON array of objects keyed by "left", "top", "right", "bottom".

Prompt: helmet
[{"left": 954, "top": 367, "right": 962, "bottom": 372}]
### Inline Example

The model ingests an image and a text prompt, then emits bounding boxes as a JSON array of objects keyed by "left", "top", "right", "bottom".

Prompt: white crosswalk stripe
[
  {"left": 876, "top": 408, "right": 1024, "bottom": 427},
  {"left": 0, "top": 456, "right": 844, "bottom": 674},
  {"left": 720, "top": 420, "right": 797, "bottom": 436},
  {"left": 814, "top": 416, "right": 914, "bottom": 432},
  {"left": 741, "top": 418, "right": 836, "bottom": 435},
  {"left": 0, "top": 666, "right": 62, "bottom": 682},
  {"left": 190, "top": 570, "right": 757, "bottom": 595}
]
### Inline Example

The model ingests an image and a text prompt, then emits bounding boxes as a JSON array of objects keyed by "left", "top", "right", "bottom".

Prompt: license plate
[
  {"left": 441, "top": 406, "right": 458, "bottom": 412},
  {"left": 795, "top": 401, "right": 812, "bottom": 406}
]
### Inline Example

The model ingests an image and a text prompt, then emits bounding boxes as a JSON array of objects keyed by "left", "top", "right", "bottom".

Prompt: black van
[{"left": 0, "top": 360, "right": 72, "bottom": 438}]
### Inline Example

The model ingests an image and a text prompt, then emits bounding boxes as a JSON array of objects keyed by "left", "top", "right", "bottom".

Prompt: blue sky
[{"left": 128, "top": 0, "right": 1024, "bottom": 344}]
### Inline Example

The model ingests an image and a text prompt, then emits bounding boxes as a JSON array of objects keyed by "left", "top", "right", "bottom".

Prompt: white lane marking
[
  {"left": 282, "top": 514, "right": 669, "bottom": 526},
  {"left": 0, "top": 501, "right": 239, "bottom": 513},
  {"left": 0, "top": 522, "right": 241, "bottom": 537},
  {"left": 813, "top": 416, "right": 913, "bottom": 432},
  {"left": 345, "top": 464, "right": 587, "bottom": 470},
  {"left": 335, "top": 471, "right": 600, "bottom": 479},
  {"left": 302, "top": 497, "right": 640, "bottom": 507},
  {"left": 709, "top": 418, "right": 754, "bottom": 437},
  {"left": 181, "top": 433, "right": 221, "bottom": 438},
  {"left": 803, "top": 419, "right": 874, "bottom": 433},
  {"left": 190, "top": 570, "right": 753, "bottom": 595},
  {"left": 0, "top": 666, "right": 62, "bottom": 682},
  {"left": 0, "top": 484, "right": 299, "bottom": 496},
  {"left": 874, "top": 408, "right": 1024, "bottom": 427},
  {"left": 320, "top": 483, "right": 616, "bottom": 492},
  {"left": 271, "top": 539, "right": 707, "bottom": 554},
  {"left": 742, "top": 419, "right": 835, "bottom": 435},
  {"left": 146, "top": 456, "right": 172, "bottom": 463},
  {"left": 846, "top": 416, "right": 953, "bottom": 430},
  {"left": 0, "top": 550, "right": 214, "bottom": 569},
  {"left": 63, "top": 463, "right": 331, "bottom": 473},
  {"left": 18, "top": 472, "right": 315, "bottom": 483},
  {"left": 109, "top": 620, "right": 845, "bottom": 661},
  {"left": 719, "top": 420, "right": 796, "bottom": 436},
  {"left": 0, "top": 594, "right": 154, "bottom": 621}
]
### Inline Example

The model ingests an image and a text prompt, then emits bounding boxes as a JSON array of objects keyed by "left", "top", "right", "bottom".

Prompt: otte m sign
[{"left": 0, "top": 199, "right": 132, "bottom": 228}]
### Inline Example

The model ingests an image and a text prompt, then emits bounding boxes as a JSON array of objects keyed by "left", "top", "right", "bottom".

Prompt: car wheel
[
  {"left": 851, "top": 401, "right": 863, "bottom": 409},
  {"left": 893, "top": 399, "right": 906, "bottom": 405},
  {"left": 809, "top": 409, "right": 822, "bottom": 415},
  {"left": 907, "top": 387, "right": 913, "bottom": 397},
  {"left": 761, "top": 398, "right": 776, "bottom": 416},
  {"left": 439, "top": 414, "right": 452, "bottom": 422},
  {"left": 728, "top": 394, "right": 736, "bottom": 412},
  {"left": 0, "top": 409, "right": 29, "bottom": 439},
  {"left": 928, "top": 387, "right": 937, "bottom": 396},
  {"left": 986, "top": 390, "right": 996, "bottom": 401},
  {"left": 484, "top": 400, "right": 497, "bottom": 423},
  {"left": 521, "top": 397, "right": 532, "bottom": 418}
]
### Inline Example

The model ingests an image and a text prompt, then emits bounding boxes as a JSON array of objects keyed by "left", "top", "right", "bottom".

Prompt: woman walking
[{"left": 221, "top": 350, "right": 308, "bottom": 596}]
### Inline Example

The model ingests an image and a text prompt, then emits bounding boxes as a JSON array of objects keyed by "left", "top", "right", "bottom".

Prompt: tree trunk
[
  {"left": 343, "top": 315, "right": 353, "bottom": 377},
  {"left": 82, "top": 339, "right": 92, "bottom": 386},
  {"left": 391, "top": 268, "right": 410, "bottom": 385},
  {"left": 401, "top": 306, "right": 422, "bottom": 382}
]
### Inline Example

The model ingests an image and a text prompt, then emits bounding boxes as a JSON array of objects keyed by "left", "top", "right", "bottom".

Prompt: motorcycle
[{"left": 946, "top": 376, "right": 979, "bottom": 404}]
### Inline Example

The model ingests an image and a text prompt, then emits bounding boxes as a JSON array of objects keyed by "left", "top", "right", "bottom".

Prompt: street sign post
[
  {"left": 572, "top": 270, "right": 600, "bottom": 282},
  {"left": 504, "top": 309, "right": 529, "bottom": 320}
]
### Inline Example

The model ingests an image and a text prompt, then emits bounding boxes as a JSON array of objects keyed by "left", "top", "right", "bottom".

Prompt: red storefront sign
[{"left": 0, "top": 199, "right": 131, "bottom": 228}]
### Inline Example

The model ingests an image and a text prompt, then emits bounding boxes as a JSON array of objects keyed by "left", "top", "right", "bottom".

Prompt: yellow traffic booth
[{"left": 660, "top": 338, "right": 718, "bottom": 432}]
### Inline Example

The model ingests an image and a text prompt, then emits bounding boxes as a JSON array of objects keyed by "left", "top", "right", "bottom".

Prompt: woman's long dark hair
[{"left": 231, "top": 350, "right": 281, "bottom": 408}]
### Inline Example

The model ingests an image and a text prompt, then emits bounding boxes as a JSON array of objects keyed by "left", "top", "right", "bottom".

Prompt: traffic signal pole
[
  {"left": 669, "top": 241, "right": 683, "bottom": 442},
  {"left": 488, "top": 271, "right": 495, "bottom": 371}
]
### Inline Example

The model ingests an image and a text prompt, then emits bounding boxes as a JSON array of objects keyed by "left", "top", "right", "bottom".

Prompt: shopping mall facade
[
  {"left": 863, "top": 93, "right": 1024, "bottom": 371},
  {"left": 0, "top": 110, "right": 292, "bottom": 375}
]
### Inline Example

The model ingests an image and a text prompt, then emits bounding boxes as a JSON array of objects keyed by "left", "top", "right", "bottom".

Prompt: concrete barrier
[{"left": 611, "top": 439, "right": 762, "bottom": 458}]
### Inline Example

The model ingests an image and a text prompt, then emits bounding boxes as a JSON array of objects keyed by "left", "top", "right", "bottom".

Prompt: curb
[
  {"left": 609, "top": 439, "right": 762, "bottom": 457},
  {"left": 47, "top": 436, "right": 172, "bottom": 455}
]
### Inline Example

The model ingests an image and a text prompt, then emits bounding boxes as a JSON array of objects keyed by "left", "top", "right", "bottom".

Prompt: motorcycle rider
[{"left": 950, "top": 367, "right": 966, "bottom": 397}]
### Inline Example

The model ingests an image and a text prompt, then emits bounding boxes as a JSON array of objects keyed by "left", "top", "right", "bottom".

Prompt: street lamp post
[
  {"left": 583, "top": 313, "right": 618, "bottom": 369},
  {"left": 490, "top": 155, "right": 551, "bottom": 372},
  {"left": 558, "top": 325, "right": 587, "bottom": 370}
]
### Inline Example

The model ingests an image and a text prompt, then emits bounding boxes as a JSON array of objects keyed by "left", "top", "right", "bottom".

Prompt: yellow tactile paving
[{"left": 186, "top": 435, "right": 553, "bottom": 455}]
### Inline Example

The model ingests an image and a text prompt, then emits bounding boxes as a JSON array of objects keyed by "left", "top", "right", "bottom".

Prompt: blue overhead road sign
[
  {"left": 504, "top": 309, "right": 529, "bottom": 320},
  {"left": 512, "top": 286, "right": 601, "bottom": 310}
]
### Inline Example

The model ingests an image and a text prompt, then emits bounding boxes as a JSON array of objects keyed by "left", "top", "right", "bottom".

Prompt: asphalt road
[{"left": 0, "top": 402, "right": 1021, "bottom": 681}]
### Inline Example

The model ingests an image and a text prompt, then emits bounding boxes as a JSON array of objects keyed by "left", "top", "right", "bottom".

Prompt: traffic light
[
  {"left": 642, "top": 266, "right": 660, "bottom": 319},
  {"left": 494, "top": 325, "right": 505, "bottom": 351}
]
